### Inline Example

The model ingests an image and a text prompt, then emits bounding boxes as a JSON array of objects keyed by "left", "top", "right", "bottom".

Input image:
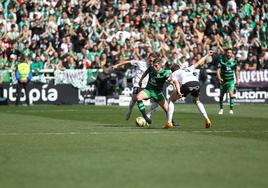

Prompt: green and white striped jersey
[
  {"left": 218, "top": 55, "right": 237, "bottom": 82},
  {"left": 145, "top": 66, "right": 171, "bottom": 91}
]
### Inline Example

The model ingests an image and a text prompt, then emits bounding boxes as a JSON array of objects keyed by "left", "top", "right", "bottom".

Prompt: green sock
[
  {"left": 137, "top": 100, "right": 151, "bottom": 124},
  {"left": 137, "top": 101, "right": 147, "bottom": 117},
  {"left": 230, "top": 96, "right": 235, "bottom": 110},
  {"left": 137, "top": 101, "right": 145, "bottom": 111}
]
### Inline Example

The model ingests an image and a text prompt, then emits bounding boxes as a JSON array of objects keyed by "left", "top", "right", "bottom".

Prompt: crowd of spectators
[{"left": 0, "top": 0, "right": 267, "bottom": 94}]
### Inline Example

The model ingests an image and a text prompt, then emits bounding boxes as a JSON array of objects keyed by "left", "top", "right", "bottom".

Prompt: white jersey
[
  {"left": 130, "top": 60, "right": 149, "bottom": 88},
  {"left": 171, "top": 65, "right": 199, "bottom": 85}
]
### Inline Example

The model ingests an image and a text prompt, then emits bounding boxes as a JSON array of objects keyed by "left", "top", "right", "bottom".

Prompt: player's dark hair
[
  {"left": 225, "top": 47, "right": 233, "bottom": 51},
  {"left": 153, "top": 57, "right": 162, "bottom": 65},
  {"left": 171, "top": 64, "right": 180, "bottom": 72}
]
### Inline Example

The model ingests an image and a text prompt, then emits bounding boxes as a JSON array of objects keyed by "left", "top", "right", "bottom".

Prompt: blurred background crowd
[{"left": 0, "top": 0, "right": 267, "bottom": 95}]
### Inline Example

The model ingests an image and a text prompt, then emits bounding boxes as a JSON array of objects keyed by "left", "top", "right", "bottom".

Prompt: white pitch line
[
  {"left": 5, "top": 108, "right": 120, "bottom": 113},
  {"left": 0, "top": 130, "right": 267, "bottom": 136},
  {"left": 0, "top": 131, "right": 164, "bottom": 136},
  {"left": 192, "top": 130, "right": 268, "bottom": 133},
  {"left": 5, "top": 109, "right": 88, "bottom": 113}
]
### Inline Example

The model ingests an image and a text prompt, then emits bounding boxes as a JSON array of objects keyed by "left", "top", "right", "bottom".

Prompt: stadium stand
[{"left": 0, "top": 0, "right": 267, "bottom": 96}]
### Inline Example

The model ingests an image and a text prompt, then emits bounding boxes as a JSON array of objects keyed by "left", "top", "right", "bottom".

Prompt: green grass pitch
[{"left": 0, "top": 104, "right": 268, "bottom": 188}]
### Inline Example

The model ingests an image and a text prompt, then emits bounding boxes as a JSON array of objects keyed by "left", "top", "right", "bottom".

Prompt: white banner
[
  {"left": 95, "top": 96, "right": 107, "bottom": 105},
  {"left": 54, "top": 69, "right": 88, "bottom": 90},
  {"left": 119, "top": 95, "right": 131, "bottom": 106}
]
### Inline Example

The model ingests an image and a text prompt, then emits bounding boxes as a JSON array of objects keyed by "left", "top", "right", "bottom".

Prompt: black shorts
[
  {"left": 133, "top": 87, "right": 142, "bottom": 95},
  {"left": 181, "top": 81, "right": 200, "bottom": 98}
]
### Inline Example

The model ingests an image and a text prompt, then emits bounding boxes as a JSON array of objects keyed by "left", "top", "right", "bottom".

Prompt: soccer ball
[{"left": 135, "top": 117, "right": 146, "bottom": 127}]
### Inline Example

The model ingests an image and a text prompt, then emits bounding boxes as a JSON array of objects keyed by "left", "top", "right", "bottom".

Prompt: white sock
[
  {"left": 167, "top": 101, "right": 174, "bottom": 122},
  {"left": 147, "top": 101, "right": 158, "bottom": 118},
  {"left": 196, "top": 101, "right": 208, "bottom": 119}
]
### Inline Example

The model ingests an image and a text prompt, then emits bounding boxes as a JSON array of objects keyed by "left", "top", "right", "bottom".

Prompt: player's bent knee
[{"left": 136, "top": 94, "right": 144, "bottom": 101}]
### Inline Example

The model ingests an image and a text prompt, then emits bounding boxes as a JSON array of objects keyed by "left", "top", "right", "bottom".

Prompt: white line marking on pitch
[
  {"left": 0, "top": 131, "right": 163, "bottom": 136},
  {"left": 0, "top": 130, "right": 266, "bottom": 136},
  {"left": 5, "top": 108, "right": 119, "bottom": 113}
]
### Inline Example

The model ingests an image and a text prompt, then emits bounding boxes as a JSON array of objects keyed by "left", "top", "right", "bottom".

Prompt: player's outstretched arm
[
  {"left": 193, "top": 50, "right": 214, "bottom": 69},
  {"left": 112, "top": 60, "right": 131, "bottom": 69}
]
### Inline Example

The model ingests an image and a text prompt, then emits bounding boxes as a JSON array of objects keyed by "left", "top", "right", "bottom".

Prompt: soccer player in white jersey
[
  {"left": 112, "top": 54, "right": 158, "bottom": 120},
  {"left": 164, "top": 51, "right": 214, "bottom": 129}
]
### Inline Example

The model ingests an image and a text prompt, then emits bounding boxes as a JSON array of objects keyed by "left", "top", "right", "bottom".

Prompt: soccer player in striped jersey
[
  {"left": 112, "top": 54, "right": 158, "bottom": 120},
  {"left": 164, "top": 51, "right": 214, "bottom": 129},
  {"left": 216, "top": 48, "right": 240, "bottom": 115},
  {"left": 136, "top": 55, "right": 171, "bottom": 124}
]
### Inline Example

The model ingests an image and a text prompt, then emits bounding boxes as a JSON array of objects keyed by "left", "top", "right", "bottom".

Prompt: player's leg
[
  {"left": 136, "top": 89, "right": 152, "bottom": 124},
  {"left": 218, "top": 84, "right": 226, "bottom": 115},
  {"left": 147, "top": 90, "right": 172, "bottom": 128},
  {"left": 146, "top": 100, "right": 158, "bottom": 118},
  {"left": 193, "top": 96, "right": 211, "bottom": 128},
  {"left": 164, "top": 91, "right": 179, "bottom": 128},
  {"left": 126, "top": 94, "right": 136, "bottom": 120},
  {"left": 126, "top": 87, "right": 140, "bottom": 120},
  {"left": 168, "top": 91, "right": 179, "bottom": 123},
  {"left": 229, "top": 91, "right": 235, "bottom": 114},
  {"left": 190, "top": 81, "right": 211, "bottom": 128},
  {"left": 193, "top": 97, "right": 209, "bottom": 119},
  {"left": 228, "top": 81, "right": 236, "bottom": 114},
  {"left": 150, "top": 91, "right": 171, "bottom": 128},
  {"left": 158, "top": 99, "right": 168, "bottom": 113}
]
